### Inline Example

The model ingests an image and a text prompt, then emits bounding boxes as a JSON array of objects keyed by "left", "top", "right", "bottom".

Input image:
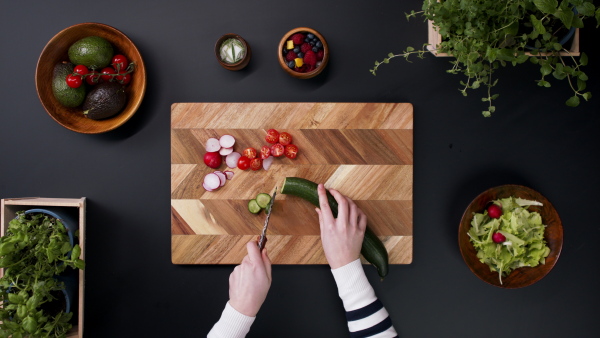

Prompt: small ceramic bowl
[
  {"left": 215, "top": 34, "right": 252, "bottom": 71},
  {"left": 458, "top": 184, "right": 563, "bottom": 288},
  {"left": 278, "top": 27, "right": 329, "bottom": 79},
  {"left": 36, "top": 22, "right": 146, "bottom": 134}
]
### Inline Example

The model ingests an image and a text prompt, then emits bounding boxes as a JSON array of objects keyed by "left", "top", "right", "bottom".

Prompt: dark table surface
[{"left": 2, "top": 1, "right": 599, "bottom": 337}]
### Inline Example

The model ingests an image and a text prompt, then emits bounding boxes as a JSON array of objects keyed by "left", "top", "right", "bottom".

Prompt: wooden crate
[
  {"left": 1, "top": 197, "right": 86, "bottom": 338},
  {"left": 427, "top": 20, "right": 580, "bottom": 57}
]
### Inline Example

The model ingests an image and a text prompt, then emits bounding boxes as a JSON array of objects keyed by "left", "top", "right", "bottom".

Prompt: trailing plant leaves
[
  {"left": 534, "top": 0, "right": 558, "bottom": 14},
  {"left": 566, "top": 95, "right": 580, "bottom": 107},
  {"left": 555, "top": 8, "right": 574, "bottom": 29}
]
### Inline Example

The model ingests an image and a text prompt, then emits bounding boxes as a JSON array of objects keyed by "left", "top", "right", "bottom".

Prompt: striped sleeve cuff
[{"left": 207, "top": 302, "right": 255, "bottom": 338}]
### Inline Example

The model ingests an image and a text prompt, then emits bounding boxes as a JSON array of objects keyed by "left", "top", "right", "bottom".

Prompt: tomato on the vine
[
  {"left": 265, "top": 129, "right": 279, "bottom": 144},
  {"left": 86, "top": 71, "right": 100, "bottom": 85},
  {"left": 237, "top": 156, "right": 251, "bottom": 170},
  {"left": 284, "top": 144, "right": 299, "bottom": 159},
  {"left": 243, "top": 147, "right": 258, "bottom": 159},
  {"left": 111, "top": 54, "right": 129, "bottom": 72},
  {"left": 260, "top": 146, "right": 271, "bottom": 159},
  {"left": 116, "top": 72, "right": 131, "bottom": 85},
  {"left": 100, "top": 67, "right": 116, "bottom": 82},
  {"left": 279, "top": 132, "right": 293, "bottom": 146},
  {"left": 73, "top": 65, "right": 89, "bottom": 76},
  {"left": 250, "top": 158, "right": 262, "bottom": 171},
  {"left": 66, "top": 74, "right": 82, "bottom": 88},
  {"left": 271, "top": 143, "right": 285, "bottom": 157}
]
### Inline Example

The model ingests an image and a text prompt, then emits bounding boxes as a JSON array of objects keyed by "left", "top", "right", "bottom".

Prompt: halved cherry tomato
[
  {"left": 73, "top": 65, "right": 89, "bottom": 76},
  {"left": 271, "top": 143, "right": 284, "bottom": 157},
  {"left": 260, "top": 145, "right": 271, "bottom": 159},
  {"left": 86, "top": 71, "right": 100, "bottom": 85},
  {"left": 279, "top": 132, "right": 293, "bottom": 146},
  {"left": 237, "top": 156, "right": 251, "bottom": 170},
  {"left": 111, "top": 54, "right": 129, "bottom": 72},
  {"left": 66, "top": 74, "right": 82, "bottom": 88},
  {"left": 100, "top": 67, "right": 116, "bottom": 82},
  {"left": 284, "top": 144, "right": 299, "bottom": 159},
  {"left": 243, "top": 147, "right": 258, "bottom": 159},
  {"left": 266, "top": 129, "right": 279, "bottom": 144},
  {"left": 250, "top": 158, "right": 262, "bottom": 171}
]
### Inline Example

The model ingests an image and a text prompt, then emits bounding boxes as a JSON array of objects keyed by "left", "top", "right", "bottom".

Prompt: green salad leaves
[{"left": 468, "top": 196, "right": 550, "bottom": 284}]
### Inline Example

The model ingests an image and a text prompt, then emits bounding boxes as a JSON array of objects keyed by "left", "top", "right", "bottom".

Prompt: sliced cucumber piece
[
  {"left": 256, "top": 193, "right": 272, "bottom": 209},
  {"left": 248, "top": 199, "right": 261, "bottom": 214}
]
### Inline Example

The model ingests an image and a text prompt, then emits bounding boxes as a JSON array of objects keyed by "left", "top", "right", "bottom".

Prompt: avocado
[
  {"left": 82, "top": 82, "right": 126, "bottom": 120},
  {"left": 68, "top": 36, "right": 114, "bottom": 70},
  {"left": 52, "top": 62, "right": 86, "bottom": 108}
]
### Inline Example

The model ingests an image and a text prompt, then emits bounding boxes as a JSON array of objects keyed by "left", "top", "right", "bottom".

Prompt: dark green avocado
[
  {"left": 52, "top": 62, "right": 85, "bottom": 108},
  {"left": 82, "top": 82, "right": 127, "bottom": 120}
]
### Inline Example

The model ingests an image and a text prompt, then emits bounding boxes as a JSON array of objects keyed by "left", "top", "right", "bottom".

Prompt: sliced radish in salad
[
  {"left": 214, "top": 172, "right": 227, "bottom": 187},
  {"left": 205, "top": 138, "right": 221, "bottom": 152},
  {"left": 219, "top": 147, "right": 234, "bottom": 156},
  {"left": 204, "top": 173, "right": 221, "bottom": 190},
  {"left": 202, "top": 182, "right": 215, "bottom": 192},
  {"left": 226, "top": 152, "right": 242, "bottom": 168},
  {"left": 262, "top": 156, "right": 274, "bottom": 170},
  {"left": 224, "top": 171, "right": 234, "bottom": 180},
  {"left": 219, "top": 135, "right": 236, "bottom": 148}
]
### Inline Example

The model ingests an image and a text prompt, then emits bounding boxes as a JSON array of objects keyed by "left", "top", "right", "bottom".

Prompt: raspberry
[
  {"left": 303, "top": 50, "right": 317, "bottom": 66},
  {"left": 316, "top": 50, "right": 324, "bottom": 61},
  {"left": 285, "top": 51, "right": 297, "bottom": 61},
  {"left": 291, "top": 33, "right": 305, "bottom": 45},
  {"left": 300, "top": 43, "right": 312, "bottom": 54}
]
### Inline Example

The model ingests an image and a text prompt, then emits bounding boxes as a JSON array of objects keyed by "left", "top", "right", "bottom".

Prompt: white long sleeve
[{"left": 207, "top": 302, "right": 255, "bottom": 338}]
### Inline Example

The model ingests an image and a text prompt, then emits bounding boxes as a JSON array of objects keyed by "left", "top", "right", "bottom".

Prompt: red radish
[
  {"left": 492, "top": 232, "right": 506, "bottom": 243},
  {"left": 271, "top": 143, "right": 284, "bottom": 157},
  {"left": 219, "top": 135, "right": 236, "bottom": 148},
  {"left": 203, "top": 173, "right": 221, "bottom": 190},
  {"left": 224, "top": 171, "right": 234, "bottom": 180},
  {"left": 487, "top": 204, "right": 502, "bottom": 218},
  {"left": 262, "top": 156, "right": 274, "bottom": 170},
  {"left": 226, "top": 152, "right": 242, "bottom": 168},
  {"left": 214, "top": 172, "right": 227, "bottom": 187},
  {"left": 219, "top": 147, "right": 234, "bottom": 156},
  {"left": 205, "top": 138, "right": 221, "bottom": 152},
  {"left": 204, "top": 152, "right": 222, "bottom": 169},
  {"left": 202, "top": 182, "right": 215, "bottom": 192}
]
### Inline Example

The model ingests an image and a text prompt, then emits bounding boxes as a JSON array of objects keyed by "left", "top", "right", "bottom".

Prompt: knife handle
[{"left": 257, "top": 235, "right": 267, "bottom": 251}]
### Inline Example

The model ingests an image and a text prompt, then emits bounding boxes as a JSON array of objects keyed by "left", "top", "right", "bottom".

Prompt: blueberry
[
  {"left": 283, "top": 48, "right": 288, "bottom": 54},
  {"left": 293, "top": 47, "right": 300, "bottom": 53},
  {"left": 307, "top": 33, "right": 315, "bottom": 39},
  {"left": 305, "top": 38, "right": 310, "bottom": 42},
  {"left": 297, "top": 52, "right": 304, "bottom": 58},
  {"left": 316, "top": 41, "right": 322, "bottom": 48},
  {"left": 312, "top": 47, "right": 318, "bottom": 52},
  {"left": 310, "top": 41, "right": 315, "bottom": 46},
  {"left": 288, "top": 61, "right": 295, "bottom": 68}
]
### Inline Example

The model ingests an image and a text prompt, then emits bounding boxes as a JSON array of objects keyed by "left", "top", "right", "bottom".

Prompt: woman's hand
[{"left": 315, "top": 184, "right": 367, "bottom": 269}]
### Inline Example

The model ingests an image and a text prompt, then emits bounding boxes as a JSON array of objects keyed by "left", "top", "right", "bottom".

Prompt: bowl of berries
[
  {"left": 36, "top": 22, "right": 146, "bottom": 134},
  {"left": 278, "top": 27, "right": 329, "bottom": 79}
]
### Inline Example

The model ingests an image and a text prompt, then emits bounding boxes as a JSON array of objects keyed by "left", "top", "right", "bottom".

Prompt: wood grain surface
[{"left": 171, "top": 103, "right": 413, "bottom": 264}]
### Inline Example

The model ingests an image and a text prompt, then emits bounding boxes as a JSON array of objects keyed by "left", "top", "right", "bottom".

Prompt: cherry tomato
[
  {"left": 243, "top": 147, "right": 258, "bottom": 159},
  {"left": 66, "top": 74, "right": 82, "bottom": 88},
  {"left": 266, "top": 129, "right": 279, "bottom": 144},
  {"left": 284, "top": 144, "right": 298, "bottom": 159},
  {"left": 73, "top": 65, "right": 89, "bottom": 76},
  {"left": 116, "top": 72, "right": 132, "bottom": 85},
  {"left": 271, "top": 143, "right": 284, "bottom": 157},
  {"left": 111, "top": 54, "right": 129, "bottom": 72},
  {"left": 86, "top": 71, "right": 100, "bottom": 85},
  {"left": 250, "top": 158, "right": 262, "bottom": 171},
  {"left": 237, "top": 156, "right": 251, "bottom": 170},
  {"left": 279, "top": 132, "right": 293, "bottom": 146},
  {"left": 100, "top": 67, "right": 116, "bottom": 82},
  {"left": 260, "top": 145, "right": 271, "bottom": 159}
]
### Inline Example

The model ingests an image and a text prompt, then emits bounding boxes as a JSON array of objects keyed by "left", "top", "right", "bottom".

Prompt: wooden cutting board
[{"left": 171, "top": 102, "right": 413, "bottom": 265}]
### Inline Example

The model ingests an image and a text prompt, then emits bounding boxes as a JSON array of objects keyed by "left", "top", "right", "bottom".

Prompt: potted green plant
[
  {"left": 0, "top": 210, "right": 85, "bottom": 338},
  {"left": 371, "top": 0, "right": 599, "bottom": 116}
]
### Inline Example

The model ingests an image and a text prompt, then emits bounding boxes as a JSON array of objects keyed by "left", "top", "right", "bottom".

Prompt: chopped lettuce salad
[{"left": 468, "top": 196, "right": 550, "bottom": 284}]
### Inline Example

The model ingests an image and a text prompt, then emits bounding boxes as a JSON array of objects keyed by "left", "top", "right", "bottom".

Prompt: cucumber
[
  {"left": 248, "top": 199, "right": 261, "bottom": 214},
  {"left": 281, "top": 177, "right": 389, "bottom": 278},
  {"left": 256, "top": 193, "right": 272, "bottom": 209}
]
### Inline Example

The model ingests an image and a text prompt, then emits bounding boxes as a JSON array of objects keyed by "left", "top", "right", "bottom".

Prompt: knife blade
[{"left": 257, "top": 189, "right": 276, "bottom": 250}]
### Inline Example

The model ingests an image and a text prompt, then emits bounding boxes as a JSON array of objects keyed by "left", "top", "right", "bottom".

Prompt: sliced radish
[
  {"left": 219, "top": 147, "right": 234, "bottom": 156},
  {"left": 219, "top": 135, "right": 236, "bottom": 148},
  {"left": 206, "top": 138, "right": 221, "bottom": 152},
  {"left": 203, "top": 182, "right": 215, "bottom": 192},
  {"left": 262, "top": 156, "right": 274, "bottom": 170},
  {"left": 204, "top": 173, "right": 221, "bottom": 190},
  {"left": 214, "top": 172, "right": 227, "bottom": 187},
  {"left": 226, "top": 152, "right": 242, "bottom": 168},
  {"left": 224, "top": 171, "right": 234, "bottom": 180}
]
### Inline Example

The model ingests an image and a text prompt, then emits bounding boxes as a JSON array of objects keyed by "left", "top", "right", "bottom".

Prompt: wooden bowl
[
  {"left": 277, "top": 27, "right": 329, "bottom": 79},
  {"left": 36, "top": 22, "right": 146, "bottom": 134},
  {"left": 458, "top": 185, "right": 563, "bottom": 288},
  {"left": 215, "top": 34, "right": 252, "bottom": 71}
]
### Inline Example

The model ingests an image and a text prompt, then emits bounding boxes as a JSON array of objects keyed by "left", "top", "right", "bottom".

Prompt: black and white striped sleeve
[{"left": 331, "top": 259, "right": 398, "bottom": 337}]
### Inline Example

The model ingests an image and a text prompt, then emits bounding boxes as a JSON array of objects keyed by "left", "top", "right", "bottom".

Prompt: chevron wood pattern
[{"left": 171, "top": 102, "right": 413, "bottom": 265}]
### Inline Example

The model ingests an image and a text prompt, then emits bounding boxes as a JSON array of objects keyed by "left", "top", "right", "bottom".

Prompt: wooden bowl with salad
[{"left": 458, "top": 185, "right": 563, "bottom": 288}]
